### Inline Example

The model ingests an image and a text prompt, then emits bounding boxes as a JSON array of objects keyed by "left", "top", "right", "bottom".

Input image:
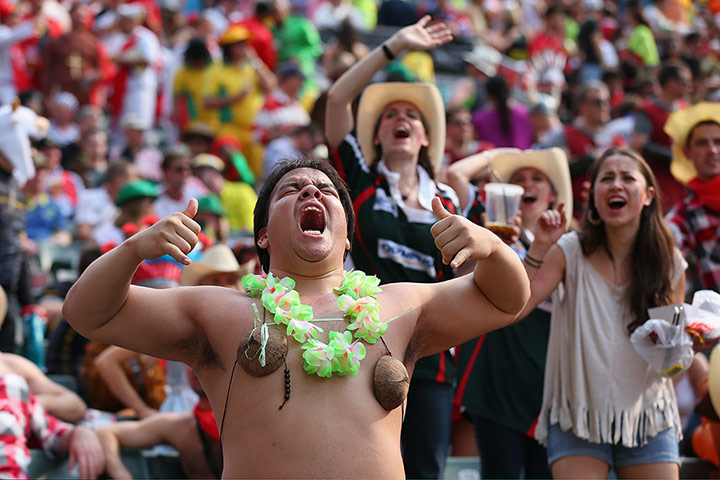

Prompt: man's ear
[
  {"left": 345, "top": 238, "right": 351, "bottom": 251},
  {"left": 257, "top": 227, "right": 269, "bottom": 249}
]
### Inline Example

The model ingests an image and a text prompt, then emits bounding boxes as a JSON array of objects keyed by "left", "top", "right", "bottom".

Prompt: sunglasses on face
[{"left": 587, "top": 98, "right": 609, "bottom": 106}]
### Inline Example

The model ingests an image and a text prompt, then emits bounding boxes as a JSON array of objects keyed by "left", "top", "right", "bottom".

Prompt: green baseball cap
[
  {"left": 197, "top": 194, "right": 225, "bottom": 217},
  {"left": 115, "top": 179, "right": 158, "bottom": 206}
]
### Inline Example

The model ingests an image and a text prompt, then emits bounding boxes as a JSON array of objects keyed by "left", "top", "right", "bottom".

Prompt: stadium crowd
[{"left": 1, "top": 0, "right": 720, "bottom": 478}]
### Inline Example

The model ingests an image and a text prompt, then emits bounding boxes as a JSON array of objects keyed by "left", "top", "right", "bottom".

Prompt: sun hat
[
  {"left": 181, "top": 122, "right": 215, "bottom": 142},
  {"left": 489, "top": 147, "right": 573, "bottom": 228},
  {"left": 115, "top": 179, "right": 158, "bottom": 206},
  {"left": 180, "top": 244, "right": 254, "bottom": 286},
  {"left": 0, "top": 285, "right": 7, "bottom": 324},
  {"left": 664, "top": 102, "right": 720, "bottom": 185},
  {"left": 708, "top": 346, "right": 720, "bottom": 420},
  {"left": 219, "top": 25, "right": 249, "bottom": 46},
  {"left": 356, "top": 82, "right": 445, "bottom": 173},
  {"left": 191, "top": 153, "right": 225, "bottom": 172},
  {"left": 462, "top": 43, "right": 502, "bottom": 78}
]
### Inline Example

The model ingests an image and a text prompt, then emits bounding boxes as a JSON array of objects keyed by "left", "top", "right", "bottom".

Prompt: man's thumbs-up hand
[
  {"left": 430, "top": 196, "right": 495, "bottom": 268},
  {"left": 126, "top": 198, "right": 202, "bottom": 265}
]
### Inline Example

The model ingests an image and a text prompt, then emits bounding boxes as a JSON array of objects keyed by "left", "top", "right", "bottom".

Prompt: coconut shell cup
[
  {"left": 237, "top": 325, "right": 288, "bottom": 376},
  {"left": 373, "top": 355, "right": 410, "bottom": 410}
]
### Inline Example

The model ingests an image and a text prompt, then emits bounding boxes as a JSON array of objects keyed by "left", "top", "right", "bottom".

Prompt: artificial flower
[
  {"left": 333, "top": 270, "right": 382, "bottom": 299},
  {"left": 274, "top": 303, "right": 313, "bottom": 325},
  {"left": 262, "top": 288, "right": 301, "bottom": 314},
  {"left": 301, "top": 339, "right": 335, "bottom": 377},
  {"left": 337, "top": 295, "right": 380, "bottom": 321},
  {"left": 286, "top": 318, "right": 324, "bottom": 343},
  {"left": 347, "top": 309, "right": 387, "bottom": 344},
  {"left": 329, "top": 331, "right": 366, "bottom": 375},
  {"left": 241, "top": 272, "right": 267, "bottom": 297}
]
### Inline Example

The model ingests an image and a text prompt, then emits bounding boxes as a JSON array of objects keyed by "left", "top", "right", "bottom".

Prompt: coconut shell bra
[{"left": 234, "top": 271, "right": 409, "bottom": 411}]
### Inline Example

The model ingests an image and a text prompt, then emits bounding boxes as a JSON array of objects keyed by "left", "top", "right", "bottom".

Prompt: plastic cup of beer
[{"left": 483, "top": 183, "right": 524, "bottom": 237}]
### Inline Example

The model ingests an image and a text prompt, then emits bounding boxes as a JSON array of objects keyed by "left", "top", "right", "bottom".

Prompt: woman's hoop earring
[{"left": 587, "top": 206, "right": 603, "bottom": 226}]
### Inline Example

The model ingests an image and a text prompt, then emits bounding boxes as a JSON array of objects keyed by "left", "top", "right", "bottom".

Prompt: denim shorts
[{"left": 546, "top": 424, "right": 680, "bottom": 468}]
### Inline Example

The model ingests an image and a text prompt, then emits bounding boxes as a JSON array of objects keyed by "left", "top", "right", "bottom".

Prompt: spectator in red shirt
[{"left": 235, "top": 1, "right": 277, "bottom": 71}]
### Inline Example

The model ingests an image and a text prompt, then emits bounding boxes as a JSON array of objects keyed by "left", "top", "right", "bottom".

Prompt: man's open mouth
[{"left": 299, "top": 205, "right": 326, "bottom": 235}]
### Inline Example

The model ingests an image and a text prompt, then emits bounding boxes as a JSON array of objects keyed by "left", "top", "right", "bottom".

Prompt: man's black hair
[
  {"left": 658, "top": 62, "right": 687, "bottom": 88},
  {"left": 253, "top": 156, "right": 354, "bottom": 272},
  {"left": 184, "top": 37, "right": 211, "bottom": 66}
]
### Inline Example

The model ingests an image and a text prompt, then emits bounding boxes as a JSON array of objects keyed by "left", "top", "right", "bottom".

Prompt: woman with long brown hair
[{"left": 519, "top": 147, "right": 687, "bottom": 479}]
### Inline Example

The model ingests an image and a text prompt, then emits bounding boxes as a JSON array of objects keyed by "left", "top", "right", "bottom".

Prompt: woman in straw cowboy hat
[
  {"left": 325, "top": 16, "right": 459, "bottom": 479},
  {"left": 444, "top": 147, "right": 572, "bottom": 479},
  {"left": 518, "top": 147, "right": 688, "bottom": 479}
]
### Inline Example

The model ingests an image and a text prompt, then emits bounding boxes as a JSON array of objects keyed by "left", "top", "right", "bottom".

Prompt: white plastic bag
[
  {"left": 631, "top": 305, "right": 694, "bottom": 377},
  {"left": 685, "top": 290, "right": 720, "bottom": 342}
]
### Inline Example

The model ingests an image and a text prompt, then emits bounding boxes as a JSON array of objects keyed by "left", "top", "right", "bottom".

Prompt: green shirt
[
  {"left": 274, "top": 15, "right": 322, "bottom": 88},
  {"left": 628, "top": 24, "right": 660, "bottom": 67}
]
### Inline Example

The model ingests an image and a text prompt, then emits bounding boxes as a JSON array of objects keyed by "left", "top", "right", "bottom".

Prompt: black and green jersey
[
  {"left": 457, "top": 307, "right": 550, "bottom": 435},
  {"left": 330, "top": 133, "right": 459, "bottom": 384}
]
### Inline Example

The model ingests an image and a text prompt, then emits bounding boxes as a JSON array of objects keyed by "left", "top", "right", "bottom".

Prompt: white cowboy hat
[
  {"left": 489, "top": 147, "right": 573, "bottom": 229},
  {"left": 664, "top": 102, "right": 720, "bottom": 185},
  {"left": 462, "top": 43, "right": 502, "bottom": 78},
  {"left": 181, "top": 244, "right": 255, "bottom": 286},
  {"left": 356, "top": 82, "right": 445, "bottom": 173}
]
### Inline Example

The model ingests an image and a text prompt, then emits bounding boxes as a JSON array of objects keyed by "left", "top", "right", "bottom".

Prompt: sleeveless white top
[{"left": 535, "top": 232, "right": 687, "bottom": 447}]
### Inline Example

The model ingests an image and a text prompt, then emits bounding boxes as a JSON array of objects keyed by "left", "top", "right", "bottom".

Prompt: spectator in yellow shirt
[
  {"left": 173, "top": 37, "right": 214, "bottom": 131},
  {"left": 202, "top": 26, "right": 276, "bottom": 178}
]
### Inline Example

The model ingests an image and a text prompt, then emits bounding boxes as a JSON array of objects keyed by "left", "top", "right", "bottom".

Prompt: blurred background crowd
[{"left": 1, "top": 0, "right": 720, "bottom": 477}]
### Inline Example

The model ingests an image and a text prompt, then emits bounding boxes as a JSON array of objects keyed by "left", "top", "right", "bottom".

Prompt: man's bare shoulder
[{"left": 178, "top": 285, "right": 259, "bottom": 370}]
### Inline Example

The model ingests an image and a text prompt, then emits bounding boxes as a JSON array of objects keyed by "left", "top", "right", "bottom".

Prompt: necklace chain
[{"left": 241, "top": 271, "right": 386, "bottom": 378}]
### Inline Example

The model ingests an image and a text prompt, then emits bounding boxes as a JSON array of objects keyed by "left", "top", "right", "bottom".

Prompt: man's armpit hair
[
  {"left": 177, "top": 326, "right": 224, "bottom": 370},
  {"left": 403, "top": 328, "right": 429, "bottom": 367}
]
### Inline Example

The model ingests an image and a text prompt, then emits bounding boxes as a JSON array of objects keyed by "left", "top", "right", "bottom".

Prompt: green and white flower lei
[{"left": 241, "top": 270, "right": 386, "bottom": 378}]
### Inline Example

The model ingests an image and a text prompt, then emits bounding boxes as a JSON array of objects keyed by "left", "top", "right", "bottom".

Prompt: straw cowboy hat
[
  {"left": 180, "top": 244, "right": 255, "bottom": 286},
  {"left": 0, "top": 285, "right": 6, "bottom": 324},
  {"left": 356, "top": 82, "right": 445, "bottom": 173},
  {"left": 665, "top": 102, "right": 720, "bottom": 184},
  {"left": 708, "top": 346, "right": 720, "bottom": 419},
  {"left": 489, "top": 147, "right": 573, "bottom": 229}
]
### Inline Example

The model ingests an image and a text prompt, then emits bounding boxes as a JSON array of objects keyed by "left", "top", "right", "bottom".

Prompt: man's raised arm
[
  {"left": 63, "top": 200, "right": 204, "bottom": 360},
  {"left": 398, "top": 197, "right": 530, "bottom": 357}
]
